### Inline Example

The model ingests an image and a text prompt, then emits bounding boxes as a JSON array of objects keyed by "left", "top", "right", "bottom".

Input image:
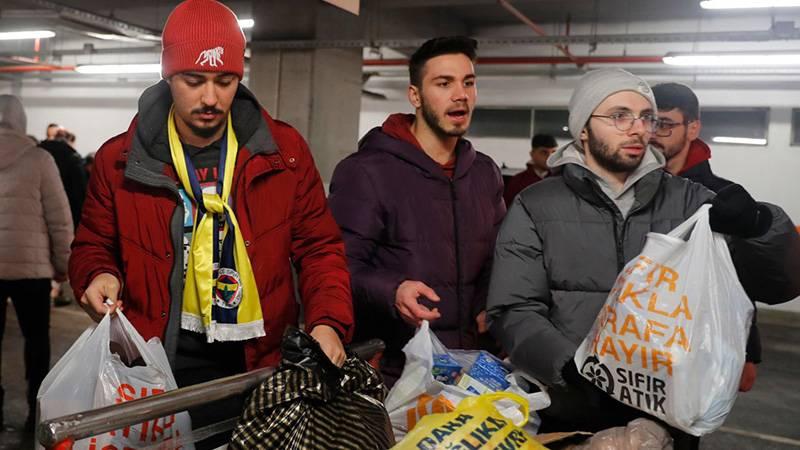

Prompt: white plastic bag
[
  {"left": 385, "top": 321, "right": 550, "bottom": 441},
  {"left": 37, "top": 311, "right": 194, "bottom": 449},
  {"left": 574, "top": 205, "right": 753, "bottom": 436}
]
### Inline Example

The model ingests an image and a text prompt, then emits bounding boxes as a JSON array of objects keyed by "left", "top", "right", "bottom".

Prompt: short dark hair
[
  {"left": 531, "top": 134, "right": 557, "bottom": 149},
  {"left": 409, "top": 36, "right": 478, "bottom": 87},
  {"left": 47, "top": 123, "right": 59, "bottom": 129},
  {"left": 652, "top": 83, "right": 700, "bottom": 122}
]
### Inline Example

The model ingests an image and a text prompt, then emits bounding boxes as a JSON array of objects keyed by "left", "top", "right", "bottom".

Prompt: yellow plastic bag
[{"left": 393, "top": 392, "right": 547, "bottom": 450}]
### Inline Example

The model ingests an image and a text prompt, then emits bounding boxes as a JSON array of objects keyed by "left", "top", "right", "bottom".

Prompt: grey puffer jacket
[
  {"left": 0, "top": 96, "right": 72, "bottom": 280},
  {"left": 487, "top": 143, "right": 800, "bottom": 389}
]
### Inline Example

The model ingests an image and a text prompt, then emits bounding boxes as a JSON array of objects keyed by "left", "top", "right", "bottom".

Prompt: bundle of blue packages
[
  {"left": 467, "top": 351, "right": 510, "bottom": 391},
  {"left": 432, "top": 353, "right": 462, "bottom": 385}
]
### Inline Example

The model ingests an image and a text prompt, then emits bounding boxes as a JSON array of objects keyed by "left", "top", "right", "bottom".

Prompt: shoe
[{"left": 54, "top": 295, "right": 72, "bottom": 307}]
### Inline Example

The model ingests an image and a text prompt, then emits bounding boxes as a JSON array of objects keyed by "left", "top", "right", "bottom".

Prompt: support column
[{"left": 248, "top": 1, "right": 363, "bottom": 182}]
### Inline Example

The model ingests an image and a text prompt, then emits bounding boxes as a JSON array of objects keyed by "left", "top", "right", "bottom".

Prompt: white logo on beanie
[{"left": 195, "top": 46, "right": 225, "bottom": 68}]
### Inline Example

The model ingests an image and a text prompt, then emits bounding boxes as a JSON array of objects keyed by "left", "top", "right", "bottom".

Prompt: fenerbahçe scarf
[{"left": 168, "top": 106, "right": 265, "bottom": 342}]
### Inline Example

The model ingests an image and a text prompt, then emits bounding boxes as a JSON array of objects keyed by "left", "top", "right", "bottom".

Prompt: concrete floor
[{"left": 0, "top": 300, "right": 798, "bottom": 449}]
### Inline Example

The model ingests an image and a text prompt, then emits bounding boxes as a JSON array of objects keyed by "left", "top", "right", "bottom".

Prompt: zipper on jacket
[
  {"left": 587, "top": 180, "right": 628, "bottom": 273},
  {"left": 616, "top": 215, "right": 630, "bottom": 272},
  {"left": 449, "top": 179, "right": 463, "bottom": 346}
]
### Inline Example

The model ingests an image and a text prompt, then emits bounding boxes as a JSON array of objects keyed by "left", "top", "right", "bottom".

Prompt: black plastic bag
[{"left": 229, "top": 327, "right": 395, "bottom": 449}]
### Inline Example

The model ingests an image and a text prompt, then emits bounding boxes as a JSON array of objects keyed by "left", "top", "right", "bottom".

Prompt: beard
[
  {"left": 420, "top": 96, "right": 468, "bottom": 139},
  {"left": 187, "top": 121, "right": 224, "bottom": 139},
  {"left": 587, "top": 126, "right": 646, "bottom": 173},
  {"left": 187, "top": 107, "right": 226, "bottom": 139},
  {"left": 650, "top": 128, "right": 687, "bottom": 161}
]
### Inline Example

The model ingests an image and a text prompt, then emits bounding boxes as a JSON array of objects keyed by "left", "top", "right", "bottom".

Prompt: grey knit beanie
[{"left": 568, "top": 68, "right": 656, "bottom": 143}]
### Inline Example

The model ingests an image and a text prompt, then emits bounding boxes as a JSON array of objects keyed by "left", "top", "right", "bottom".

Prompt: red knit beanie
[{"left": 161, "top": 0, "right": 246, "bottom": 79}]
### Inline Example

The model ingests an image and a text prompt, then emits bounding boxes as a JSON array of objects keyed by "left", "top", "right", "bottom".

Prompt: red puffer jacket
[{"left": 69, "top": 81, "right": 353, "bottom": 370}]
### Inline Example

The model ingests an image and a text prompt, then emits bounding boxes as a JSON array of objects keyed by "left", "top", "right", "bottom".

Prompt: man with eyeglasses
[
  {"left": 650, "top": 82, "right": 791, "bottom": 394},
  {"left": 487, "top": 69, "right": 800, "bottom": 449}
]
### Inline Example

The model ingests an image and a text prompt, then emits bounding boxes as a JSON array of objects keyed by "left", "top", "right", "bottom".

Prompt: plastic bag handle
[
  {"left": 98, "top": 310, "right": 157, "bottom": 367},
  {"left": 465, "top": 391, "right": 530, "bottom": 427},
  {"left": 667, "top": 204, "right": 712, "bottom": 240}
]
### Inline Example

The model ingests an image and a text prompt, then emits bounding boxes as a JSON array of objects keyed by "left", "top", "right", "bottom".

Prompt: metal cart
[{"left": 37, "top": 339, "right": 385, "bottom": 450}]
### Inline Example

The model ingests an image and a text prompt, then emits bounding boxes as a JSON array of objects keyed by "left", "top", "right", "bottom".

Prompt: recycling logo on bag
[{"left": 580, "top": 356, "right": 614, "bottom": 395}]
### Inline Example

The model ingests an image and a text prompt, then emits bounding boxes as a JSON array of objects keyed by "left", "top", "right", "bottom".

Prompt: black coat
[
  {"left": 679, "top": 141, "right": 762, "bottom": 362},
  {"left": 39, "top": 139, "right": 87, "bottom": 230}
]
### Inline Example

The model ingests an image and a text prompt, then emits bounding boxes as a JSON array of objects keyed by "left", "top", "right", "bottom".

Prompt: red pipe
[
  {"left": 1, "top": 56, "right": 665, "bottom": 74},
  {"left": 363, "top": 56, "right": 664, "bottom": 66},
  {"left": 0, "top": 64, "right": 74, "bottom": 73}
]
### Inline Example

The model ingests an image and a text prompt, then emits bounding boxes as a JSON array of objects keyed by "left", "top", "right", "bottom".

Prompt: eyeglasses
[
  {"left": 590, "top": 112, "right": 659, "bottom": 134},
  {"left": 653, "top": 120, "right": 693, "bottom": 137}
]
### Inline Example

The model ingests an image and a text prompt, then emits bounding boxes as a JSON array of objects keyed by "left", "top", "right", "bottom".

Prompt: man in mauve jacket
[
  {"left": 69, "top": 1, "right": 352, "bottom": 447},
  {"left": 503, "top": 133, "right": 559, "bottom": 207},
  {"left": 329, "top": 37, "right": 506, "bottom": 385}
]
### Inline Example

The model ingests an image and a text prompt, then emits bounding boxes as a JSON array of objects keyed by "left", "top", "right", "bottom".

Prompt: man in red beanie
[{"left": 69, "top": 0, "right": 353, "bottom": 447}]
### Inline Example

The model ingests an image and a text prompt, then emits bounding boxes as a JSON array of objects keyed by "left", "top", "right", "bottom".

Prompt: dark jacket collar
[
  {"left": 361, "top": 113, "right": 477, "bottom": 180},
  {"left": 125, "top": 80, "right": 278, "bottom": 186}
]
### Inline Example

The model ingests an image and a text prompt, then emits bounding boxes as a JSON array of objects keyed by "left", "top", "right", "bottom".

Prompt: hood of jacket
[
  {"left": 547, "top": 140, "right": 666, "bottom": 214},
  {"left": 132, "top": 80, "right": 267, "bottom": 165},
  {"left": 0, "top": 128, "right": 37, "bottom": 170},
  {"left": 357, "top": 113, "right": 477, "bottom": 180},
  {"left": 679, "top": 139, "right": 712, "bottom": 175},
  {"left": 548, "top": 140, "right": 665, "bottom": 192}
]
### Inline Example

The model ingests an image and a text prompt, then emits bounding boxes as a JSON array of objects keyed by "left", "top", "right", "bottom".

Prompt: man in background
[
  {"left": 40, "top": 127, "right": 87, "bottom": 307},
  {"left": 45, "top": 123, "right": 60, "bottom": 141},
  {"left": 650, "top": 82, "right": 767, "bottom": 392},
  {"left": 503, "top": 133, "right": 558, "bottom": 206},
  {"left": 40, "top": 128, "right": 87, "bottom": 231}
]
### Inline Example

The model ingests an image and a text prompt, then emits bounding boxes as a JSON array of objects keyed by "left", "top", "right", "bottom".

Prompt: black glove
[
  {"left": 709, "top": 184, "right": 772, "bottom": 238},
  {"left": 562, "top": 359, "right": 582, "bottom": 385}
]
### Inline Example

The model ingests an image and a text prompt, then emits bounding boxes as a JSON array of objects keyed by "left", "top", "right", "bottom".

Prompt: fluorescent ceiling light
[
  {"left": 238, "top": 19, "right": 254, "bottom": 29},
  {"left": 701, "top": 0, "right": 800, "bottom": 9},
  {"left": 84, "top": 32, "right": 146, "bottom": 43},
  {"left": 136, "top": 34, "right": 162, "bottom": 42},
  {"left": 663, "top": 52, "right": 800, "bottom": 66},
  {"left": 0, "top": 30, "right": 55, "bottom": 40},
  {"left": 75, "top": 64, "right": 161, "bottom": 74},
  {"left": 712, "top": 136, "right": 767, "bottom": 145}
]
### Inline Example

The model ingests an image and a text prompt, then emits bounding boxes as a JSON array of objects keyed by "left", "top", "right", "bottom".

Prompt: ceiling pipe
[
  {"left": 0, "top": 64, "right": 74, "bottom": 73},
  {"left": 0, "top": 45, "right": 159, "bottom": 59},
  {"left": 497, "top": 0, "right": 581, "bottom": 67},
  {"left": 252, "top": 27, "right": 800, "bottom": 50},
  {"left": 16, "top": 0, "right": 160, "bottom": 41},
  {"left": 0, "top": 55, "right": 664, "bottom": 73},
  {"left": 364, "top": 55, "right": 664, "bottom": 66}
]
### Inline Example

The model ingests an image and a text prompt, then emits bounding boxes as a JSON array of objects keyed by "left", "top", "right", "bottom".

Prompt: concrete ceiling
[{"left": 2, "top": 0, "right": 800, "bottom": 85}]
